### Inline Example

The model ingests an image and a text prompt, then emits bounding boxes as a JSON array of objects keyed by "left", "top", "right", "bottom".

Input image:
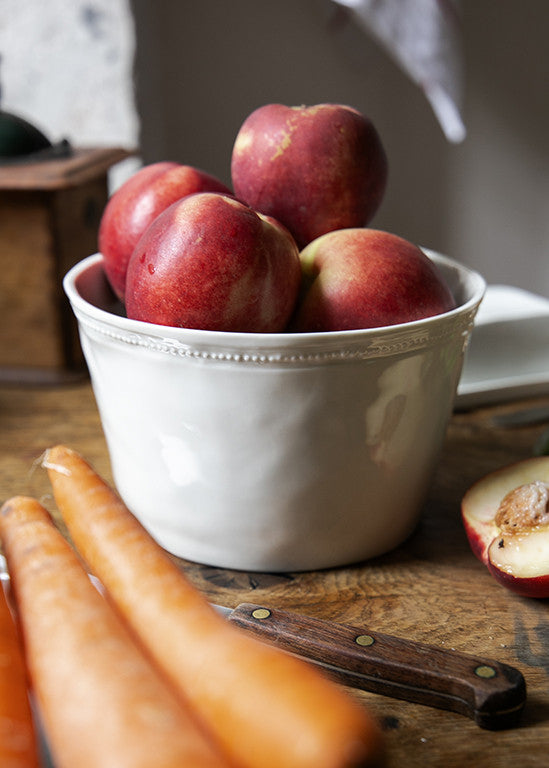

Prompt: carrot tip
[
  {"left": 41, "top": 447, "right": 72, "bottom": 477},
  {"left": 1, "top": 496, "right": 25, "bottom": 517}
]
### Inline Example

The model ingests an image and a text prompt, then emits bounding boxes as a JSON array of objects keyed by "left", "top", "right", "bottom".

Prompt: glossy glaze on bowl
[{"left": 64, "top": 251, "right": 485, "bottom": 571}]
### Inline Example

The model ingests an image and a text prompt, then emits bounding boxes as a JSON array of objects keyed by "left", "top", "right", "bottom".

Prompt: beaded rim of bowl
[{"left": 65, "top": 252, "right": 485, "bottom": 367}]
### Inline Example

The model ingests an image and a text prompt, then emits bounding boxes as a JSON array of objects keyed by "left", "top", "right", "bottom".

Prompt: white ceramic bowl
[{"left": 64, "top": 252, "right": 485, "bottom": 572}]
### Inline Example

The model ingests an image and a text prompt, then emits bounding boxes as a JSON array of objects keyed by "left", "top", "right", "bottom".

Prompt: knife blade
[{"left": 215, "top": 602, "right": 526, "bottom": 731}]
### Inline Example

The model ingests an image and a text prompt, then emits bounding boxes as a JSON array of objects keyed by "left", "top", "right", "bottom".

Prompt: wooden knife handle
[{"left": 227, "top": 603, "right": 526, "bottom": 730}]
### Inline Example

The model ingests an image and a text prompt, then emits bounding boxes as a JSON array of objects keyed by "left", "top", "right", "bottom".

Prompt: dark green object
[{"left": 0, "top": 108, "right": 52, "bottom": 159}]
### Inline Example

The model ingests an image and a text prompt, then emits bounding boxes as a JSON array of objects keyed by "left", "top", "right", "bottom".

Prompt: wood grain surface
[
  {"left": 1, "top": 380, "right": 549, "bottom": 767},
  {"left": 0, "top": 147, "right": 133, "bottom": 190}
]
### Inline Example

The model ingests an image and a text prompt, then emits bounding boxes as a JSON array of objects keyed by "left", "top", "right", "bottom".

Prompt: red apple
[
  {"left": 289, "top": 229, "right": 456, "bottom": 332},
  {"left": 231, "top": 103, "right": 388, "bottom": 249},
  {"left": 461, "top": 457, "right": 549, "bottom": 597},
  {"left": 98, "top": 162, "right": 232, "bottom": 301},
  {"left": 125, "top": 192, "right": 301, "bottom": 333}
]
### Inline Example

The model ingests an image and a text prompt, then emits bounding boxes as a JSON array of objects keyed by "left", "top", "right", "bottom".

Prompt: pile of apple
[{"left": 99, "top": 103, "right": 456, "bottom": 333}]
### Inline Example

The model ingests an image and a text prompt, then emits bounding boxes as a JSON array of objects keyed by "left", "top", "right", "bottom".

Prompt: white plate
[{"left": 457, "top": 285, "right": 549, "bottom": 408}]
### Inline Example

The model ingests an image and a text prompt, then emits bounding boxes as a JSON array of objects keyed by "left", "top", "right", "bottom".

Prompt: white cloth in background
[
  {"left": 333, "top": 0, "right": 466, "bottom": 143},
  {"left": 0, "top": 0, "right": 140, "bottom": 188}
]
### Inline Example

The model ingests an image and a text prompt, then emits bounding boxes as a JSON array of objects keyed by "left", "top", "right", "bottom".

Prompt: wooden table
[{"left": 2, "top": 380, "right": 549, "bottom": 767}]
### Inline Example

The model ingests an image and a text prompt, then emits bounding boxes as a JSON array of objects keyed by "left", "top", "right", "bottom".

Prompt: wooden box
[{"left": 0, "top": 147, "right": 132, "bottom": 384}]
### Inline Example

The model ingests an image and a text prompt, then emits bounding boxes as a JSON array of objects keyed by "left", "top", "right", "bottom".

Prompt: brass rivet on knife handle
[
  {"left": 251, "top": 608, "right": 271, "bottom": 620},
  {"left": 475, "top": 665, "right": 497, "bottom": 679},
  {"left": 355, "top": 634, "right": 375, "bottom": 647}
]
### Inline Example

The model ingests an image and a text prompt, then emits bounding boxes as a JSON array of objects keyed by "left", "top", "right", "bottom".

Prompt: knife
[
  {"left": 1, "top": 558, "right": 525, "bottom": 730},
  {"left": 216, "top": 602, "right": 526, "bottom": 731}
]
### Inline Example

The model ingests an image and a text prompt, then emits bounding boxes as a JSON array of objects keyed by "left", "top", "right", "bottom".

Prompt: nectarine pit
[{"left": 494, "top": 481, "right": 549, "bottom": 534}]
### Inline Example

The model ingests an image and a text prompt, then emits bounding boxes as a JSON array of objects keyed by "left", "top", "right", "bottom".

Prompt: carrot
[
  {"left": 44, "top": 444, "right": 384, "bottom": 768},
  {"left": 0, "top": 561, "right": 40, "bottom": 768},
  {"left": 0, "top": 496, "right": 233, "bottom": 768}
]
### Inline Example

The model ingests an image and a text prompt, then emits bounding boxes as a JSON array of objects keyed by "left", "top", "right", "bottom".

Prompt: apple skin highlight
[
  {"left": 290, "top": 228, "right": 456, "bottom": 333},
  {"left": 231, "top": 103, "right": 388, "bottom": 249},
  {"left": 99, "top": 162, "right": 231, "bottom": 301},
  {"left": 125, "top": 192, "right": 301, "bottom": 333}
]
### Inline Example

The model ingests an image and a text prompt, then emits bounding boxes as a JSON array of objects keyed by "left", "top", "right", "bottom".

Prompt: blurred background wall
[{"left": 1, "top": 0, "right": 548, "bottom": 295}]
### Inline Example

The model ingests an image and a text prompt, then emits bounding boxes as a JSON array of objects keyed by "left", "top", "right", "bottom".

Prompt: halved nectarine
[{"left": 462, "top": 457, "right": 549, "bottom": 597}]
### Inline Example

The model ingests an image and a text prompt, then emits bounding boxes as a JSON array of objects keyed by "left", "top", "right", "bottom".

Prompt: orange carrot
[
  {"left": 44, "top": 445, "right": 384, "bottom": 768},
  {"left": 0, "top": 563, "right": 40, "bottom": 768},
  {"left": 0, "top": 496, "right": 233, "bottom": 768}
]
